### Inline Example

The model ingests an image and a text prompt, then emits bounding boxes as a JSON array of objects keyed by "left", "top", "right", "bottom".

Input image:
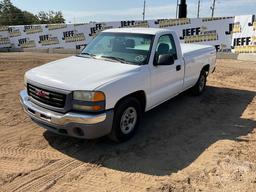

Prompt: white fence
[{"left": 0, "top": 15, "right": 255, "bottom": 54}]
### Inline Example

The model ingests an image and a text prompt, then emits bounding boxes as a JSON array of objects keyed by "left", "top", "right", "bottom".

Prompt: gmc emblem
[{"left": 35, "top": 89, "right": 49, "bottom": 98}]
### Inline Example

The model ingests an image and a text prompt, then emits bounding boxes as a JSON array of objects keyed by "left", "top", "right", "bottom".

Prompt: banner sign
[
  {"left": 0, "top": 15, "right": 255, "bottom": 53},
  {"left": 231, "top": 15, "right": 256, "bottom": 54}
]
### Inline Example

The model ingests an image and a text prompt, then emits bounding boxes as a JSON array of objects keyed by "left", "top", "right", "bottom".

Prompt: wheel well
[
  {"left": 114, "top": 91, "right": 146, "bottom": 112},
  {"left": 202, "top": 64, "right": 210, "bottom": 75}
]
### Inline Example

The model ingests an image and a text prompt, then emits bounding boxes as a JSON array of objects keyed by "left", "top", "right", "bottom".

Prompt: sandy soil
[{"left": 0, "top": 52, "right": 255, "bottom": 192}]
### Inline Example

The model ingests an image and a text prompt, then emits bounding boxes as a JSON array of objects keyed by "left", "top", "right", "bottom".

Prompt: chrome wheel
[{"left": 120, "top": 107, "right": 137, "bottom": 134}]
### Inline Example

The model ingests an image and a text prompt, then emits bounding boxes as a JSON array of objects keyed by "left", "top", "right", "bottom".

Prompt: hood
[{"left": 26, "top": 56, "right": 141, "bottom": 91}]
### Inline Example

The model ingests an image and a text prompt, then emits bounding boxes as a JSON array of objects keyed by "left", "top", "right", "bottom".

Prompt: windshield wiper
[
  {"left": 78, "top": 54, "right": 133, "bottom": 64},
  {"left": 100, "top": 56, "right": 129, "bottom": 64},
  {"left": 79, "top": 52, "right": 96, "bottom": 58}
]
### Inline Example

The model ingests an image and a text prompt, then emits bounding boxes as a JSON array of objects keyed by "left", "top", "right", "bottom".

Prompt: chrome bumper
[{"left": 19, "top": 90, "right": 113, "bottom": 139}]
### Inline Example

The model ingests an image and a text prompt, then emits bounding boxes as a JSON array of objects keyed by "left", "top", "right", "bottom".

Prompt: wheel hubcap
[{"left": 120, "top": 107, "right": 137, "bottom": 134}]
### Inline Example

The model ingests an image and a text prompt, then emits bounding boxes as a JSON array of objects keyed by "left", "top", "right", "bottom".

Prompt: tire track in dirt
[
  {"left": 0, "top": 154, "right": 46, "bottom": 172},
  {"left": 1, "top": 159, "right": 83, "bottom": 192},
  {"left": 0, "top": 145, "right": 65, "bottom": 160},
  {"left": 0, "top": 125, "right": 43, "bottom": 147},
  {"left": 0, "top": 122, "right": 35, "bottom": 138},
  {"left": 52, "top": 174, "right": 158, "bottom": 192},
  {"left": 15, "top": 160, "right": 83, "bottom": 192},
  {"left": 50, "top": 166, "right": 161, "bottom": 192},
  {"left": 79, "top": 172, "right": 157, "bottom": 192}
]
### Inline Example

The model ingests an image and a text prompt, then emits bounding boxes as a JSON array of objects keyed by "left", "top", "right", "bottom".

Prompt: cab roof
[{"left": 103, "top": 27, "right": 171, "bottom": 35}]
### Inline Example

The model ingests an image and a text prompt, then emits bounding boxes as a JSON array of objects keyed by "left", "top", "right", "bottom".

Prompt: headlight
[
  {"left": 72, "top": 91, "right": 105, "bottom": 112},
  {"left": 73, "top": 91, "right": 105, "bottom": 102}
]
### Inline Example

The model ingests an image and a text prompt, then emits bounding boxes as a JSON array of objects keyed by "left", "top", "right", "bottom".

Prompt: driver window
[{"left": 156, "top": 35, "right": 177, "bottom": 59}]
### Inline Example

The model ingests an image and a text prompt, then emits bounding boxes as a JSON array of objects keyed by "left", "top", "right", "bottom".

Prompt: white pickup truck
[{"left": 20, "top": 28, "right": 216, "bottom": 142}]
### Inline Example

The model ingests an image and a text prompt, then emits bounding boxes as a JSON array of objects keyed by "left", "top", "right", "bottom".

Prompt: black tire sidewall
[
  {"left": 198, "top": 70, "right": 207, "bottom": 93},
  {"left": 110, "top": 97, "right": 142, "bottom": 142},
  {"left": 192, "top": 70, "right": 207, "bottom": 95}
]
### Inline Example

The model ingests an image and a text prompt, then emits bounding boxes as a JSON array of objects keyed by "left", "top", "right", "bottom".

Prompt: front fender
[{"left": 97, "top": 67, "right": 150, "bottom": 110}]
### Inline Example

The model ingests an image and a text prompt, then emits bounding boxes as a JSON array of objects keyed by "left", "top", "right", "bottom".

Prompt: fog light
[{"left": 73, "top": 127, "right": 84, "bottom": 137}]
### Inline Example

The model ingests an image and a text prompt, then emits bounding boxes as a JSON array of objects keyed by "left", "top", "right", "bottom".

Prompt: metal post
[
  {"left": 178, "top": 0, "right": 187, "bottom": 18},
  {"left": 197, "top": 0, "right": 201, "bottom": 18},
  {"left": 142, "top": 0, "right": 146, "bottom": 21},
  {"left": 73, "top": 17, "right": 78, "bottom": 51},
  {"left": 176, "top": 0, "right": 179, "bottom": 19},
  {"left": 211, "top": 0, "right": 216, "bottom": 18}
]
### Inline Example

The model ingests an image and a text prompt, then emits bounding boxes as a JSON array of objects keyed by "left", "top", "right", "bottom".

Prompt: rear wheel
[
  {"left": 191, "top": 70, "right": 207, "bottom": 96},
  {"left": 108, "top": 97, "right": 141, "bottom": 142}
]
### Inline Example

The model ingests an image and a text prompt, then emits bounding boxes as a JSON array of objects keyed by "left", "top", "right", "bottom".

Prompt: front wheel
[
  {"left": 108, "top": 97, "right": 142, "bottom": 142},
  {"left": 191, "top": 70, "right": 207, "bottom": 96}
]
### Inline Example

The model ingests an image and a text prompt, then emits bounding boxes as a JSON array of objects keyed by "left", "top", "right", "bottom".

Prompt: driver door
[{"left": 149, "top": 34, "right": 184, "bottom": 108}]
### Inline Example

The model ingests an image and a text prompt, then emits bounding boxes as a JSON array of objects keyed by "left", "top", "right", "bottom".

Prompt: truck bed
[{"left": 181, "top": 43, "right": 215, "bottom": 57}]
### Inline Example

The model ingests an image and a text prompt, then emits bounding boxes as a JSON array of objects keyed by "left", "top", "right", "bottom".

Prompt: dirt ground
[{"left": 0, "top": 52, "right": 255, "bottom": 192}]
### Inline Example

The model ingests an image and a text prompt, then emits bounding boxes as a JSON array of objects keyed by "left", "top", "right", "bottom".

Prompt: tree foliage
[
  {"left": 37, "top": 11, "right": 65, "bottom": 24},
  {"left": 0, "top": 0, "right": 65, "bottom": 25}
]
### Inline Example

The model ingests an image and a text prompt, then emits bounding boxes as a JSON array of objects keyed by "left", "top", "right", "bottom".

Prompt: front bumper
[{"left": 19, "top": 90, "right": 114, "bottom": 139}]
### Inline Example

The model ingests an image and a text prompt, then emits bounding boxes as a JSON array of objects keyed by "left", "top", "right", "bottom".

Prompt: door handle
[{"left": 176, "top": 65, "right": 181, "bottom": 71}]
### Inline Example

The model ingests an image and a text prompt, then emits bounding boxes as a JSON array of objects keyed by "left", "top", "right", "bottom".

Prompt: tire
[
  {"left": 191, "top": 70, "right": 207, "bottom": 96},
  {"left": 108, "top": 97, "right": 142, "bottom": 142}
]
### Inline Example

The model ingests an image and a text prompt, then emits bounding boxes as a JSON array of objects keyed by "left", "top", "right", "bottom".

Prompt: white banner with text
[{"left": 0, "top": 15, "right": 255, "bottom": 53}]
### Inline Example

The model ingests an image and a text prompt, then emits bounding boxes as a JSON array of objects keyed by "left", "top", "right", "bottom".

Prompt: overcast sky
[{"left": 11, "top": 0, "right": 256, "bottom": 23}]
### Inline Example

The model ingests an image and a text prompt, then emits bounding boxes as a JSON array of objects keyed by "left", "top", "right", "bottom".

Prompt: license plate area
[
  {"left": 40, "top": 114, "right": 51, "bottom": 121},
  {"left": 27, "top": 107, "right": 52, "bottom": 122}
]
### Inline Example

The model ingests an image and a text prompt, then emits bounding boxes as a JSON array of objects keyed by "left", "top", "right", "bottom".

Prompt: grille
[{"left": 27, "top": 84, "right": 66, "bottom": 108}]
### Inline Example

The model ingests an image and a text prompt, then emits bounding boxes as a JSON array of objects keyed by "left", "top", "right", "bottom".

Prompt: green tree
[
  {"left": 37, "top": 11, "right": 49, "bottom": 24},
  {"left": 0, "top": 0, "right": 25, "bottom": 25},
  {"left": 22, "top": 11, "right": 40, "bottom": 25},
  {"left": 37, "top": 11, "right": 65, "bottom": 24},
  {"left": 0, "top": 0, "right": 65, "bottom": 25},
  {"left": 50, "top": 11, "right": 65, "bottom": 24}
]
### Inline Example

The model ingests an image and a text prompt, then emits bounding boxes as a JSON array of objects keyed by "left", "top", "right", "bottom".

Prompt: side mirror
[{"left": 154, "top": 54, "right": 175, "bottom": 66}]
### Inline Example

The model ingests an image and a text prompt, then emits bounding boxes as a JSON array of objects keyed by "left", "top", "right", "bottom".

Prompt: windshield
[{"left": 81, "top": 32, "right": 154, "bottom": 65}]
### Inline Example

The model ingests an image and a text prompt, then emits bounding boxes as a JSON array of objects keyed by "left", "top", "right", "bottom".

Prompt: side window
[{"left": 156, "top": 35, "right": 177, "bottom": 60}]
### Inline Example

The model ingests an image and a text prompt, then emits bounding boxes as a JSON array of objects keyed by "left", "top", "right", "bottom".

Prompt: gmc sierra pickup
[{"left": 20, "top": 28, "right": 216, "bottom": 142}]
